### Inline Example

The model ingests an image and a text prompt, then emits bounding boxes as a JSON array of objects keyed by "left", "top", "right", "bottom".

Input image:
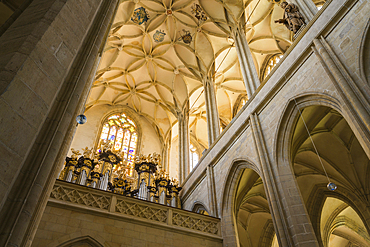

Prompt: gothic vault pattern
[{"left": 86, "top": 0, "right": 292, "bottom": 148}]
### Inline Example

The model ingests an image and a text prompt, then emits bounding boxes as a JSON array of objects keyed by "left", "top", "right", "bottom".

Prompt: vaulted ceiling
[
  {"left": 293, "top": 106, "right": 370, "bottom": 247},
  {"left": 86, "top": 0, "right": 292, "bottom": 147}
]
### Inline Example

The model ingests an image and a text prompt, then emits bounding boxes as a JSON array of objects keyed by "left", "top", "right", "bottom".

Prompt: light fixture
[{"left": 76, "top": 114, "right": 87, "bottom": 124}]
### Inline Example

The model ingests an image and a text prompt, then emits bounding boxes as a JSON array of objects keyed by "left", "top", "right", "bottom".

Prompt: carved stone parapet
[{"left": 50, "top": 180, "right": 221, "bottom": 237}]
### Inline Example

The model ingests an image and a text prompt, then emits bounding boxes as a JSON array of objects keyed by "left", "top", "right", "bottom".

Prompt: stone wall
[
  {"left": 0, "top": 0, "right": 118, "bottom": 245},
  {"left": 0, "top": 0, "right": 102, "bottom": 212},
  {"left": 180, "top": 0, "right": 370, "bottom": 246},
  {"left": 33, "top": 205, "right": 222, "bottom": 247},
  {"left": 31, "top": 181, "right": 222, "bottom": 247}
]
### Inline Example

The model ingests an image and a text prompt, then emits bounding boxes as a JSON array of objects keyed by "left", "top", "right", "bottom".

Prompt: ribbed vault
[
  {"left": 235, "top": 169, "right": 275, "bottom": 247},
  {"left": 292, "top": 106, "right": 370, "bottom": 247},
  {"left": 86, "top": 0, "right": 292, "bottom": 151}
]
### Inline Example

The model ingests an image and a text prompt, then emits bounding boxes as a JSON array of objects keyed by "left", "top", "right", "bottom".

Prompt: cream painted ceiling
[{"left": 86, "top": 0, "right": 292, "bottom": 148}]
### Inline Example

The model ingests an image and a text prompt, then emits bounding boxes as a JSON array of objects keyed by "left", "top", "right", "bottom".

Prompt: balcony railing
[{"left": 50, "top": 180, "right": 221, "bottom": 237}]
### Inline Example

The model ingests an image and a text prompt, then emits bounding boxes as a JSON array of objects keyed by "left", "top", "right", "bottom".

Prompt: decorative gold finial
[
  {"left": 71, "top": 148, "right": 81, "bottom": 159},
  {"left": 134, "top": 153, "right": 161, "bottom": 165},
  {"left": 172, "top": 178, "right": 179, "bottom": 186},
  {"left": 153, "top": 152, "right": 161, "bottom": 165},
  {"left": 82, "top": 147, "right": 92, "bottom": 158}
]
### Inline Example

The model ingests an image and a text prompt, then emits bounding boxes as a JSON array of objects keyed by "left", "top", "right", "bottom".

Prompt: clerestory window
[
  {"left": 189, "top": 143, "right": 199, "bottom": 171},
  {"left": 263, "top": 54, "right": 283, "bottom": 79}
]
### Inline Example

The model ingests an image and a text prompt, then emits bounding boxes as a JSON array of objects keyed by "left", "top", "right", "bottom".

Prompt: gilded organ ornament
[
  {"left": 59, "top": 149, "right": 181, "bottom": 208},
  {"left": 82, "top": 147, "right": 92, "bottom": 158}
]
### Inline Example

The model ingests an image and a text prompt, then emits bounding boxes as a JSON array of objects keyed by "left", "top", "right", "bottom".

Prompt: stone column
[
  {"left": 250, "top": 113, "right": 319, "bottom": 247},
  {"left": 233, "top": 26, "right": 260, "bottom": 98},
  {"left": 178, "top": 112, "right": 190, "bottom": 183},
  {"left": 203, "top": 76, "right": 220, "bottom": 145},
  {"left": 0, "top": 0, "right": 119, "bottom": 246},
  {"left": 206, "top": 165, "right": 218, "bottom": 217}
]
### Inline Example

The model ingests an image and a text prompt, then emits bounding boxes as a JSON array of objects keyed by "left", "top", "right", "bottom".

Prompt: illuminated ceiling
[{"left": 86, "top": 0, "right": 292, "bottom": 147}]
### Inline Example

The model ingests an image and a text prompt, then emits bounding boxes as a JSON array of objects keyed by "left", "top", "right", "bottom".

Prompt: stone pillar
[
  {"left": 203, "top": 76, "right": 220, "bottom": 145},
  {"left": 178, "top": 113, "right": 189, "bottom": 183},
  {"left": 312, "top": 37, "right": 370, "bottom": 158},
  {"left": 289, "top": 0, "right": 318, "bottom": 21},
  {"left": 206, "top": 165, "right": 218, "bottom": 217},
  {"left": 250, "top": 113, "right": 319, "bottom": 247},
  {"left": 0, "top": 0, "right": 119, "bottom": 246},
  {"left": 233, "top": 26, "right": 260, "bottom": 98}
]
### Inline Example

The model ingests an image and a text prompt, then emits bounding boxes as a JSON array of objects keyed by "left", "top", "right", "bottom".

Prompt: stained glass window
[
  {"left": 235, "top": 95, "right": 248, "bottom": 115},
  {"left": 98, "top": 113, "right": 138, "bottom": 176},
  {"left": 263, "top": 54, "right": 283, "bottom": 79}
]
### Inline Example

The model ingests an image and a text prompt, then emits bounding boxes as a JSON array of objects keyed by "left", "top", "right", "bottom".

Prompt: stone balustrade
[{"left": 49, "top": 180, "right": 221, "bottom": 237}]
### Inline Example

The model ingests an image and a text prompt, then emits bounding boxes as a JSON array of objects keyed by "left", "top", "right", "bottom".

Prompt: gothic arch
[
  {"left": 306, "top": 183, "right": 370, "bottom": 246},
  {"left": 360, "top": 17, "right": 370, "bottom": 85},
  {"left": 191, "top": 201, "right": 210, "bottom": 215},
  {"left": 274, "top": 93, "right": 342, "bottom": 172},
  {"left": 274, "top": 93, "right": 370, "bottom": 246},
  {"left": 93, "top": 106, "right": 143, "bottom": 154},
  {"left": 272, "top": 93, "right": 343, "bottom": 246},
  {"left": 219, "top": 158, "right": 263, "bottom": 247},
  {"left": 54, "top": 235, "right": 104, "bottom": 247}
]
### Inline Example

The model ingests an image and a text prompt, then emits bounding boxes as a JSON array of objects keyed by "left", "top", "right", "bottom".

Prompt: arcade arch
[
  {"left": 234, "top": 168, "right": 277, "bottom": 247},
  {"left": 289, "top": 104, "right": 370, "bottom": 246}
]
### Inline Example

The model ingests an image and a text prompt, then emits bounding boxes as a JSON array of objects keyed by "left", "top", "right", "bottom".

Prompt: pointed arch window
[
  {"left": 263, "top": 54, "right": 283, "bottom": 79},
  {"left": 189, "top": 143, "right": 199, "bottom": 171},
  {"left": 98, "top": 113, "right": 138, "bottom": 175},
  {"left": 233, "top": 94, "right": 248, "bottom": 117}
]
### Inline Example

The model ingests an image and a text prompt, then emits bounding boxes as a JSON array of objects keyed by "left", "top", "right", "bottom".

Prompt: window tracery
[
  {"left": 233, "top": 95, "right": 248, "bottom": 117},
  {"left": 316, "top": 4, "right": 324, "bottom": 10},
  {"left": 98, "top": 113, "right": 138, "bottom": 175},
  {"left": 263, "top": 54, "right": 283, "bottom": 79},
  {"left": 313, "top": 0, "right": 325, "bottom": 9}
]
